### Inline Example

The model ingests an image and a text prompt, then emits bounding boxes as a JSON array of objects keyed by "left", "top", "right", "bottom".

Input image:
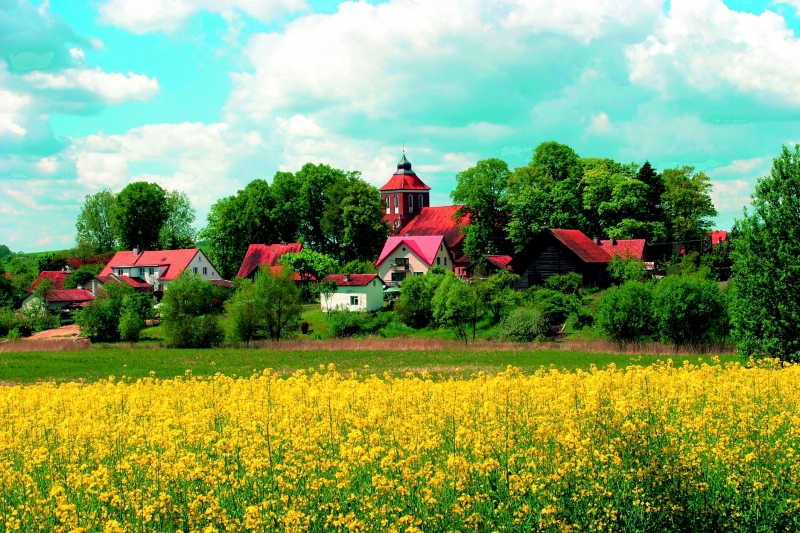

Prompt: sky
[{"left": 2, "top": 0, "right": 800, "bottom": 252}]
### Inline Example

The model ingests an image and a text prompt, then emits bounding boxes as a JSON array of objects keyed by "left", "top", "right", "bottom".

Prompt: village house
[
  {"left": 464, "top": 255, "right": 514, "bottom": 277},
  {"left": 236, "top": 243, "right": 304, "bottom": 280},
  {"left": 22, "top": 270, "right": 94, "bottom": 311},
  {"left": 96, "top": 248, "right": 224, "bottom": 292},
  {"left": 509, "top": 228, "right": 648, "bottom": 289},
  {"left": 320, "top": 274, "right": 383, "bottom": 313},
  {"left": 376, "top": 235, "right": 455, "bottom": 286}
]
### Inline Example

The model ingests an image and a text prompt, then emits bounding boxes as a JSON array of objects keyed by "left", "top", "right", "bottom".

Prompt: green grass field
[{"left": 0, "top": 346, "right": 740, "bottom": 384}]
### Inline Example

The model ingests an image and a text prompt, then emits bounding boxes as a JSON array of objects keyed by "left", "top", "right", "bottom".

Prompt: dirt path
[{"left": 24, "top": 325, "right": 81, "bottom": 341}]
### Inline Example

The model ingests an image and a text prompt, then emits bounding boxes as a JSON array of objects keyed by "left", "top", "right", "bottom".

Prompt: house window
[
  {"left": 199, "top": 255, "right": 202, "bottom": 262},
  {"left": 149, "top": 268, "right": 154, "bottom": 275},
  {"left": 394, "top": 195, "right": 399, "bottom": 214},
  {"left": 437, "top": 257, "right": 440, "bottom": 265},
  {"left": 419, "top": 194, "right": 424, "bottom": 208},
  {"left": 117, "top": 269, "right": 123, "bottom": 275},
  {"left": 391, "top": 272, "right": 406, "bottom": 282},
  {"left": 350, "top": 296, "right": 359, "bottom": 306},
  {"left": 444, "top": 257, "right": 447, "bottom": 265},
  {"left": 396, "top": 258, "right": 409, "bottom": 265},
  {"left": 385, "top": 196, "right": 391, "bottom": 214},
  {"left": 203, "top": 267, "right": 207, "bottom": 275},
  {"left": 409, "top": 194, "right": 414, "bottom": 213},
  {"left": 193, "top": 267, "right": 198, "bottom": 274}
]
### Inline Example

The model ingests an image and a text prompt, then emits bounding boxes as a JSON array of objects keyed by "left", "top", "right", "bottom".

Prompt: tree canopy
[{"left": 111, "top": 182, "right": 168, "bottom": 251}]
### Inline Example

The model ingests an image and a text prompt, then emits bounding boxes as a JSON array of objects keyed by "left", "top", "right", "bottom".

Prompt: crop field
[{"left": 1, "top": 357, "right": 798, "bottom": 532}]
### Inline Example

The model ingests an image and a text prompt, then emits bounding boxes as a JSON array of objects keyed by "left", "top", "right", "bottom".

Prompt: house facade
[
  {"left": 22, "top": 288, "right": 94, "bottom": 312},
  {"left": 376, "top": 235, "right": 454, "bottom": 286},
  {"left": 321, "top": 274, "right": 383, "bottom": 313},
  {"left": 98, "top": 248, "right": 223, "bottom": 291}
]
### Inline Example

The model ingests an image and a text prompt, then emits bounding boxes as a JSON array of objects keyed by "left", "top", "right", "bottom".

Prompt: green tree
[
  {"left": 281, "top": 249, "right": 337, "bottom": 285},
  {"left": 253, "top": 266, "right": 302, "bottom": 341},
  {"left": 117, "top": 294, "right": 152, "bottom": 343},
  {"left": 76, "top": 190, "right": 116, "bottom": 254},
  {"left": 730, "top": 146, "right": 800, "bottom": 360},
  {"left": 111, "top": 182, "right": 168, "bottom": 251},
  {"left": 607, "top": 254, "right": 648, "bottom": 283},
  {"left": 226, "top": 279, "right": 261, "bottom": 345},
  {"left": 62, "top": 264, "right": 103, "bottom": 289},
  {"left": 337, "top": 178, "right": 389, "bottom": 263},
  {"left": 596, "top": 282, "right": 655, "bottom": 343},
  {"left": 661, "top": 167, "right": 717, "bottom": 249},
  {"left": 652, "top": 275, "right": 725, "bottom": 348},
  {"left": 0, "top": 272, "right": 13, "bottom": 308},
  {"left": 33, "top": 277, "right": 55, "bottom": 301},
  {"left": 159, "top": 190, "right": 197, "bottom": 250},
  {"left": 270, "top": 171, "right": 302, "bottom": 243},
  {"left": 75, "top": 280, "right": 135, "bottom": 342},
  {"left": 0, "top": 244, "right": 12, "bottom": 262},
  {"left": 35, "top": 253, "right": 67, "bottom": 272},
  {"left": 432, "top": 274, "right": 485, "bottom": 344},
  {"left": 451, "top": 158, "right": 513, "bottom": 259},
  {"left": 395, "top": 270, "right": 447, "bottom": 328},
  {"left": 341, "top": 260, "right": 378, "bottom": 274},
  {"left": 199, "top": 195, "right": 243, "bottom": 280},
  {"left": 295, "top": 163, "right": 350, "bottom": 254},
  {"left": 483, "top": 269, "right": 520, "bottom": 323},
  {"left": 160, "top": 272, "right": 223, "bottom": 348}
]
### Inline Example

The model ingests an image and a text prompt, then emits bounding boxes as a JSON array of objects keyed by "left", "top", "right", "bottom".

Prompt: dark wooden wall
[{"left": 511, "top": 232, "right": 609, "bottom": 289}]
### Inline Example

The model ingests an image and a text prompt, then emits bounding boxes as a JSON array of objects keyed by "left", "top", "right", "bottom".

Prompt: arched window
[
  {"left": 394, "top": 195, "right": 399, "bottom": 214},
  {"left": 419, "top": 194, "right": 424, "bottom": 209},
  {"left": 409, "top": 194, "right": 414, "bottom": 213},
  {"left": 385, "top": 196, "right": 390, "bottom": 214}
]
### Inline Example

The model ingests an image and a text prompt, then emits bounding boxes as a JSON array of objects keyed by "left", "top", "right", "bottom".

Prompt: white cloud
[
  {"left": 585, "top": 112, "right": 614, "bottom": 135},
  {"left": 627, "top": 0, "right": 800, "bottom": 105},
  {"left": 24, "top": 67, "right": 160, "bottom": 104},
  {"left": 0, "top": 89, "right": 31, "bottom": 137},
  {"left": 96, "top": 0, "right": 309, "bottom": 34}
]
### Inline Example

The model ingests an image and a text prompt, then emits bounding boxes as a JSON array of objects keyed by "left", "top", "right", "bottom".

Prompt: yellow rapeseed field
[{"left": 1, "top": 359, "right": 800, "bottom": 532}]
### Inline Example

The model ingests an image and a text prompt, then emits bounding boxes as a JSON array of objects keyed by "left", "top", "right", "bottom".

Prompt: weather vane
[{"left": 402, "top": 141, "right": 405, "bottom": 153}]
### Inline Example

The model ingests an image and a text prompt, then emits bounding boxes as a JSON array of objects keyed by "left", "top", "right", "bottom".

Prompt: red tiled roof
[
  {"left": 325, "top": 274, "right": 379, "bottom": 287},
  {"left": 710, "top": 230, "right": 728, "bottom": 245},
  {"left": 485, "top": 255, "right": 513, "bottom": 269},
  {"left": 209, "top": 280, "right": 233, "bottom": 288},
  {"left": 599, "top": 239, "right": 646, "bottom": 262},
  {"left": 376, "top": 236, "right": 446, "bottom": 266},
  {"left": 380, "top": 173, "right": 431, "bottom": 191},
  {"left": 46, "top": 289, "right": 94, "bottom": 303},
  {"left": 28, "top": 271, "right": 70, "bottom": 292},
  {"left": 119, "top": 276, "right": 152, "bottom": 289},
  {"left": 100, "top": 249, "right": 202, "bottom": 281},
  {"left": 236, "top": 243, "right": 303, "bottom": 279},
  {"left": 269, "top": 265, "right": 314, "bottom": 282},
  {"left": 398, "top": 205, "right": 469, "bottom": 252},
  {"left": 549, "top": 229, "right": 612, "bottom": 263}
]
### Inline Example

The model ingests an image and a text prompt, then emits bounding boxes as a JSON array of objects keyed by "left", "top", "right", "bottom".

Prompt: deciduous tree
[
  {"left": 111, "top": 182, "right": 168, "bottom": 251},
  {"left": 159, "top": 190, "right": 197, "bottom": 250},
  {"left": 76, "top": 190, "right": 116, "bottom": 254}
]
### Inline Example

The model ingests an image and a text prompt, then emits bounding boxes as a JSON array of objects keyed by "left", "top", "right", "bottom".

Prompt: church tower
[{"left": 380, "top": 154, "right": 431, "bottom": 233}]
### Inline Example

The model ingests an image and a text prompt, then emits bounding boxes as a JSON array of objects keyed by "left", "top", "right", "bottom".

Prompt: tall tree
[
  {"left": 295, "top": 163, "right": 350, "bottom": 254},
  {"left": 730, "top": 145, "right": 800, "bottom": 361},
  {"left": 199, "top": 195, "right": 243, "bottom": 280},
  {"left": 661, "top": 167, "right": 717, "bottom": 249},
  {"left": 76, "top": 189, "right": 116, "bottom": 254},
  {"left": 270, "top": 171, "right": 302, "bottom": 243},
  {"left": 637, "top": 161, "right": 666, "bottom": 223},
  {"left": 451, "top": 158, "right": 513, "bottom": 261},
  {"left": 159, "top": 190, "right": 197, "bottom": 250},
  {"left": 110, "top": 182, "right": 168, "bottom": 251},
  {"left": 337, "top": 177, "right": 389, "bottom": 263}
]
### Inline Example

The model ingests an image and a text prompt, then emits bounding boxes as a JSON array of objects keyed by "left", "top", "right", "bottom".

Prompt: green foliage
[
  {"left": 543, "top": 272, "right": 583, "bottom": 294},
  {"left": 730, "top": 145, "right": 800, "bottom": 361},
  {"left": 326, "top": 308, "right": 362, "bottom": 338},
  {"left": 254, "top": 267, "right": 302, "bottom": 341},
  {"left": 159, "top": 190, "right": 197, "bottom": 250},
  {"left": 0, "top": 308, "right": 28, "bottom": 337},
  {"left": 6, "top": 327, "right": 20, "bottom": 342},
  {"left": 35, "top": 252, "right": 67, "bottom": 272},
  {"left": 118, "top": 301, "right": 144, "bottom": 343},
  {"left": 0, "top": 244, "right": 13, "bottom": 262},
  {"left": 483, "top": 270, "right": 520, "bottom": 323},
  {"left": 160, "top": 272, "right": 223, "bottom": 348},
  {"left": 334, "top": 177, "right": 390, "bottom": 263},
  {"left": 451, "top": 158, "right": 513, "bottom": 258},
  {"left": 525, "top": 288, "right": 578, "bottom": 329},
  {"left": 281, "top": 249, "right": 338, "bottom": 285},
  {"left": 700, "top": 240, "right": 732, "bottom": 281},
  {"left": 596, "top": 282, "right": 655, "bottom": 343},
  {"left": 75, "top": 281, "right": 136, "bottom": 342},
  {"left": 33, "top": 277, "right": 55, "bottom": 300},
  {"left": 76, "top": 189, "right": 116, "bottom": 254},
  {"left": 496, "top": 307, "right": 547, "bottom": 342},
  {"left": 661, "top": 166, "right": 718, "bottom": 250},
  {"left": 62, "top": 264, "right": 103, "bottom": 289},
  {"left": 652, "top": 276, "right": 726, "bottom": 347},
  {"left": 607, "top": 255, "right": 648, "bottom": 283},
  {"left": 226, "top": 280, "right": 260, "bottom": 345},
  {"left": 395, "top": 271, "right": 446, "bottom": 328},
  {"left": 341, "top": 260, "right": 377, "bottom": 274},
  {"left": 432, "top": 274, "right": 485, "bottom": 344},
  {"left": 111, "top": 182, "right": 168, "bottom": 251},
  {"left": 0, "top": 272, "right": 14, "bottom": 308}
]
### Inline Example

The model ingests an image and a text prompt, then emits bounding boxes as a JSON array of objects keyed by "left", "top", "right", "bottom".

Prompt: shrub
[
  {"left": 161, "top": 272, "right": 224, "bottom": 348},
  {"left": 75, "top": 281, "right": 140, "bottom": 342},
  {"left": 596, "top": 282, "right": 655, "bottom": 343},
  {"left": 543, "top": 272, "right": 583, "bottom": 294},
  {"left": 62, "top": 264, "right": 103, "bottom": 289},
  {"left": 6, "top": 327, "right": 20, "bottom": 342},
  {"left": 327, "top": 307, "right": 362, "bottom": 338},
  {"left": 525, "top": 288, "right": 578, "bottom": 329},
  {"left": 496, "top": 307, "right": 547, "bottom": 342},
  {"left": 118, "top": 307, "right": 142, "bottom": 342},
  {"left": 653, "top": 275, "right": 726, "bottom": 347}
]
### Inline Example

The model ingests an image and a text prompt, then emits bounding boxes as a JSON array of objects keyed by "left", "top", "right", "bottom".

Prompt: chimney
[
  {"left": 133, "top": 246, "right": 140, "bottom": 255},
  {"left": 593, "top": 237, "right": 600, "bottom": 245},
  {"left": 343, "top": 274, "right": 350, "bottom": 283},
  {"left": 610, "top": 237, "right": 617, "bottom": 246}
]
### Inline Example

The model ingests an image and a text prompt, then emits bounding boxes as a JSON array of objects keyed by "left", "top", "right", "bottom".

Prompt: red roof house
[
  {"left": 376, "top": 235, "right": 455, "bottom": 286},
  {"left": 100, "top": 248, "right": 223, "bottom": 290},
  {"left": 236, "top": 243, "right": 304, "bottom": 279},
  {"left": 321, "top": 274, "right": 383, "bottom": 313},
  {"left": 21, "top": 288, "right": 94, "bottom": 311},
  {"left": 598, "top": 238, "right": 647, "bottom": 262},
  {"left": 27, "top": 270, "right": 71, "bottom": 292}
]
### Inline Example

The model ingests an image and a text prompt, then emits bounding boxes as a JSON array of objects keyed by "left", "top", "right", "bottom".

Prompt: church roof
[
  {"left": 380, "top": 155, "right": 431, "bottom": 191},
  {"left": 397, "top": 205, "right": 469, "bottom": 252}
]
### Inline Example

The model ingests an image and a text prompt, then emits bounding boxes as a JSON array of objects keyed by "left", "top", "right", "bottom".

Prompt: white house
[
  {"left": 375, "top": 235, "right": 454, "bottom": 286},
  {"left": 321, "top": 274, "right": 384, "bottom": 313},
  {"left": 97, "top": 248, "right": 224, "bottom": 291}
]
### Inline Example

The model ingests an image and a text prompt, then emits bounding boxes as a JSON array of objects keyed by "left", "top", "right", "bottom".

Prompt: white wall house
[
  {"left": 98, "top": 248, "right": 223, "bottom": 291},
  {"left": 376, "top": 235, "right": 454, "bottom": 286},
  {"left": 321, "top": 274, "right": 384, "bottom": 313}
]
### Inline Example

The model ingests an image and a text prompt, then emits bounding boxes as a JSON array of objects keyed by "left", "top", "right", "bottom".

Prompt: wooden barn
[{"left": 510, "top": 228, "right": 616, "bottom": 289}]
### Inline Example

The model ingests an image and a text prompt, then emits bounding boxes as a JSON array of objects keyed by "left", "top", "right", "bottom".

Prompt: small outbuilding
[{"left": 321, "top": 274, "right": 383, "bottom": 313}]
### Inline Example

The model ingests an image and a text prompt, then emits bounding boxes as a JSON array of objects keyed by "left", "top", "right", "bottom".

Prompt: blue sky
[{"left": 2, "top": 0, "right": 800, "bottom": 252}]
